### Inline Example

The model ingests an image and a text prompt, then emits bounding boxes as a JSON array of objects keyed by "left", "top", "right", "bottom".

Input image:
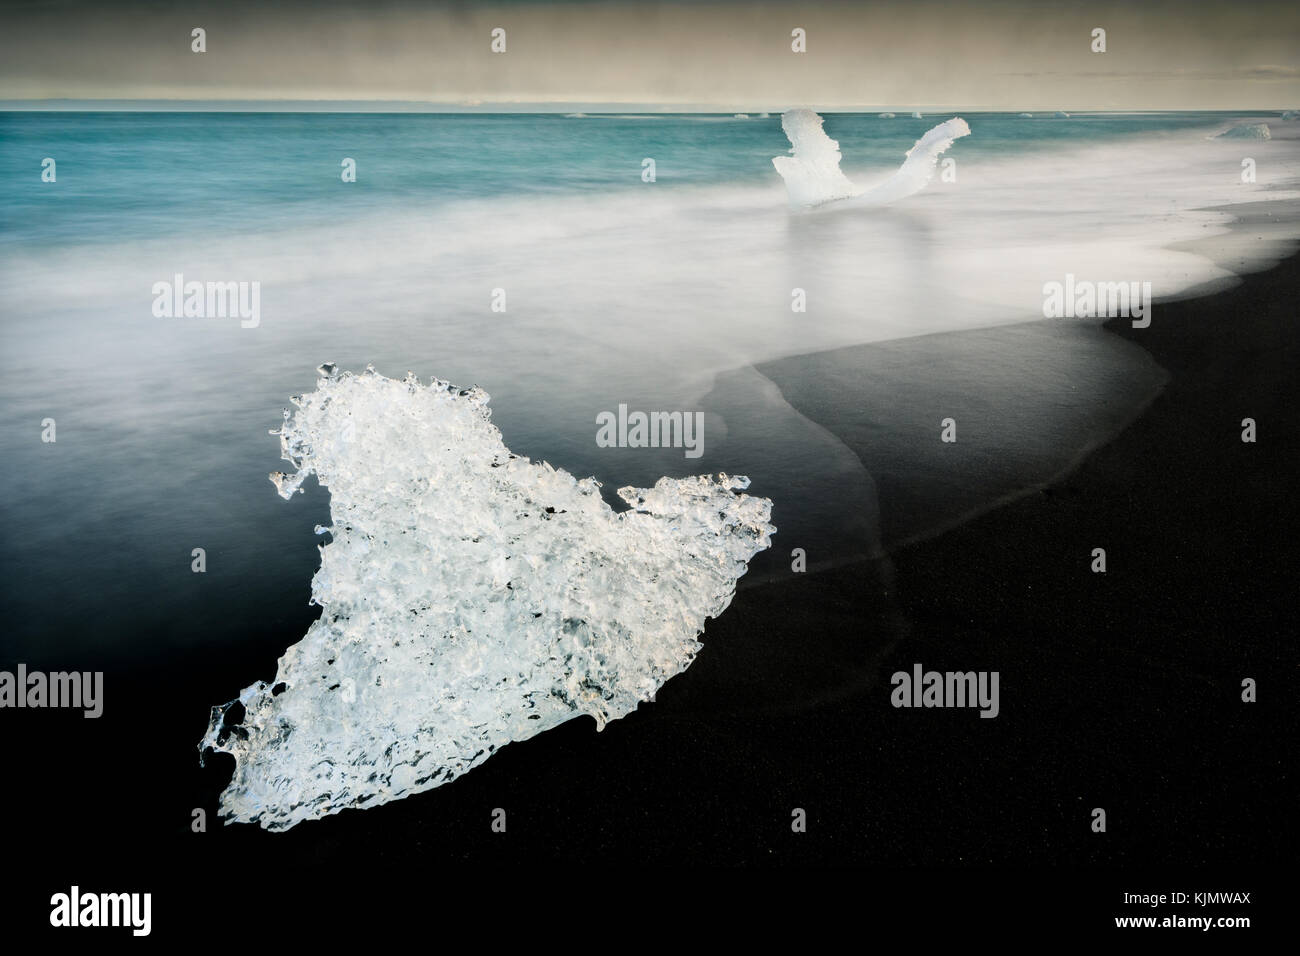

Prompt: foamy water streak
[
  {"left": 772, "top": 109, "right": 971, "bottom": 208},
  {"left": 199, "top": 364, "right": 774, "bottom": 829}
]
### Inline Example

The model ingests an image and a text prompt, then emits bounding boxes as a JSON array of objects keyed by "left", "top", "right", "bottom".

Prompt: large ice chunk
[
  {"left": 771, "top": 109, "right": 860, "bottom": 207},
  {"left": 200, "top": 364, "right": 775, "bottom": 830},
  {"left": 772, "top": 108, "right": 970, "bottom": 208}
]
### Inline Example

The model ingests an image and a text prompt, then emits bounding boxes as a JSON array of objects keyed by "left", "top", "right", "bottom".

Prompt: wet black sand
[{"left": 4, "top": 242, "right": 1295, "bottom": 934}]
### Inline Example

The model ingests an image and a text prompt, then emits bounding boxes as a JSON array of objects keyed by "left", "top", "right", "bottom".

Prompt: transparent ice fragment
[
  {"left": 772, "top": 108, "right": 970, "bottom": 208},
  {"left": 200, "top": 366, "right": 775, "bottom": 830}
]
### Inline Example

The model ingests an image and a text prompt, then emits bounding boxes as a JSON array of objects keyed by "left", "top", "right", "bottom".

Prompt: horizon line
[{"left": 2, "top": 99, "right": 1293, "bottom": 115}]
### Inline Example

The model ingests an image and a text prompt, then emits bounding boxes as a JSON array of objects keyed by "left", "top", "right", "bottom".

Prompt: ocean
[{"left": 2, "top": 109, "right": 1299, "bottom": 669}]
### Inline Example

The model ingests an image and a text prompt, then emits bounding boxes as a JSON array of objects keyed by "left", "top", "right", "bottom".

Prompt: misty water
[{"left": 2, "top": 109, "right": 1299, "bottom": 664}]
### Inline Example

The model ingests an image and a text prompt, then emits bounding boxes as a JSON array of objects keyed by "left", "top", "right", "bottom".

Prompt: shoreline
[
  {"left": 702, "top": 220, "right": 1298, "bottom": 863},
  {"left": 732, "top": 196, "right": 1300, "bottom": 583}
]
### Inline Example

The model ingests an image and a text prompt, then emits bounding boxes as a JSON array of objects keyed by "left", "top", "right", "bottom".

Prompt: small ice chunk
[{"left": 1216, "top": 123, "right": 1271, "bottom": 140}]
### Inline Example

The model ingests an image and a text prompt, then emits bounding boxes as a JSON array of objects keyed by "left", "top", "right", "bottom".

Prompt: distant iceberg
[
  {"left": 1217, "top": 123, "right": 1271, "bottom": 140},
  {"left": 1054, "top": 111, "right": 1071, "bottom": 118},
  {"left": 911, "top": 110, "right": 924, "bottom": 119},
  {"left": 772, "top": 108, "right": 970, "bottom": 208},
  {"left": 734, "top": 113, "right": 750, "bottom": 119},
  {"left": 1281, "top": 110, "right": 1297, "bottom": 121},
  {"left": 879, "top": 111, "right": 896, "bottom": 118},
  {"left": 200, "top": 365, "right": 775, "bottom": 830},
  {"left": 1018, "top": 112, "right": 1033, "bottom": 118}
]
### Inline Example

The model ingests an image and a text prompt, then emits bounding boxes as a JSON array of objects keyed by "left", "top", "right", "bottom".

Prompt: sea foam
[{"left": 200, "top": 364, "right": 774, "bottom": 830}]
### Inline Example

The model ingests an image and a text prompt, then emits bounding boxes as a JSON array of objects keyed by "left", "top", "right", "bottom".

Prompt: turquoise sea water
[{"left": 0, "top": 110, "right": 1268, "bottom": 248}]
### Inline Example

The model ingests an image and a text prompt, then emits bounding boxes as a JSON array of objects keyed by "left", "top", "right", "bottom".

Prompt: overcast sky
[{"left": 2, "top": 0, "right": 1297, "bottom": 110}]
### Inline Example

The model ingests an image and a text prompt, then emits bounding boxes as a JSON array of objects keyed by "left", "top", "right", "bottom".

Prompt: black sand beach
[{"left": 4, "top": 222, "right": 1295, "bottom": 930}]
